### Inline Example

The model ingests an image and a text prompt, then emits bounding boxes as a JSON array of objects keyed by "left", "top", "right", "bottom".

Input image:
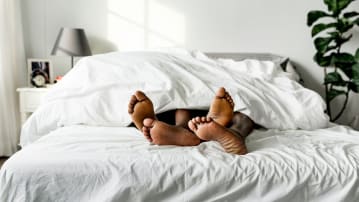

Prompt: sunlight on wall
[
  {"left": 108, "top": 0, "right": 145, "bottom": 50},
  {"left": 148, "top": 1, "right": 185, "bottom": 48},
  {"left": 107, "top": 0, "right": 185, "bottom": 50},
  {"left": 107, "top": 12, "right": 145, "bottom": 50}
]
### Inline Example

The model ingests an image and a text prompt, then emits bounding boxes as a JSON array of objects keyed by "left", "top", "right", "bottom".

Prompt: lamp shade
[{"left": 51, "top": 28, "right": 92, "bottom": 57}]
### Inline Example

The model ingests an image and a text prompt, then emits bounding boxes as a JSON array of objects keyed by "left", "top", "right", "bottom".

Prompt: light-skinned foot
[
  {"left": 207, "top": 87, "right": 234, "bottom": 127},
  {"left": 188, "top": 116, "right": 248, "bottom": 155}
]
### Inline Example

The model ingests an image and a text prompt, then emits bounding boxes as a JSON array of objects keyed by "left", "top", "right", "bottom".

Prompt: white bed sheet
[{"left": 2, "top": 125, "right": 359, "bottom": 202}]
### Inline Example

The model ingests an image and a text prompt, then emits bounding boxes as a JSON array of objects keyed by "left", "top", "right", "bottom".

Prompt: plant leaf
[
  {"left": 324, "top": 0, "right": 352, "bottom": 16},
  {"left": 353, "top": 63, "right": 359, "bottom": 80},
  {"left": 314, "top": 52, "right": 332, "bottom": 67},
  {"left": 355, "top": 48, "right": 359, "bottom": 62},
  {"left": 334, "top": 52, "right": 356, "bottom": 63},
  {"left": 325, "top": 72, "right": 346, "bottom": 86},
  {"left": 327, "top": 88, "right": 346, "bottom": 101},
  {"left": 337, "top": 0, "right": 354, "bottom": 12},
  {"left": 314, "top": 37, "right": 333, "bottom": 53},
  {"left": 307, "top": 10, "right": 331, "bottom": 26},
  {"left": 334, "top": 53, "right": 356, "bottom": 77},
  {"left": 327, "top": 31, "right": 340, "bottom": 38},
  {"left": 343, "top": 11, "right": 359, "bottom": 18},
  {"left": 311, "top": 23, "right": 336, "bottom": 37},
  {"left": 337, "top": 18, "right": 354, "bottom": 33},
  {"left": 355, "top": 17, "right": 359, "bottom": 25},
  {"left": 324, "top": 0, "right": 337, "bottom": 12},
  {"left": 348, "top": 80, "right": 359, "bottom": 93}
]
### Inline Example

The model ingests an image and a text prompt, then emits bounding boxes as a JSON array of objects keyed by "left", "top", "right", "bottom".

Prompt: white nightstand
[{"left": 17, "top": 87, "right": 50, "bottom": 125}]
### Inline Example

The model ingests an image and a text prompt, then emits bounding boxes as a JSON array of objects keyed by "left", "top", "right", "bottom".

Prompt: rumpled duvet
[{"left": 20, "top": 50, "right": 328, "bottom": 146}]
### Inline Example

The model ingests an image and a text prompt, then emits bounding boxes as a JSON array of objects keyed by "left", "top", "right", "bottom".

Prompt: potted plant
[{"left": 307, "top": 0, "right": 359, "bottom": 121}]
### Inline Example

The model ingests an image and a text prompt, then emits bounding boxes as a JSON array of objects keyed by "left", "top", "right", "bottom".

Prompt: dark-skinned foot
[
  {"left": 143, "top": 118, "right": 201, "bottom": 146},
  {"left": 128, "top": 91, "right": 155, "bottom": 133},
  {"left": 188, "top": 116, "right": 247, "bottom": 155},
  {"left": 207, "top": 87, "right": 234, "bottom": 127}
]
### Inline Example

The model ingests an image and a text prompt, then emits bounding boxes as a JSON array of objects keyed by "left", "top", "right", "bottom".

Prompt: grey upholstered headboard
[
  {"left": 205, "top": 52, "right": 289, "bottom": 69},
  {"left": 205, "top": 52, "right": 303, "bottom": 83},
  {"left": 205, "top": 52, "right": 284, "bottom": 61}
]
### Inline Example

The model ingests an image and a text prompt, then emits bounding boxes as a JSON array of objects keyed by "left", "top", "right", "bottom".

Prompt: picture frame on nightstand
[{"left": 27, "top": 58, "right": 53, "bottom": 87}]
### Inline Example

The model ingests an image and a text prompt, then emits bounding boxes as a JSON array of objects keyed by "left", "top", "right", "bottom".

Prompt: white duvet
[
  {"left": 2, "top": 125, "right": 359, "bottom": 202},
  {"left": 20, "top": 50, "right": 328, "bottom": 146}
]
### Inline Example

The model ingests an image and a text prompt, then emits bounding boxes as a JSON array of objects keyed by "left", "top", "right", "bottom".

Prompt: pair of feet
[{"left": 128, "top": 87, "right": 247, "bottom": 155}]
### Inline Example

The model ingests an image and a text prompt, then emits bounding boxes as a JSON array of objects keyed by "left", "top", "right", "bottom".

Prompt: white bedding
[
  {"left": 20, "top": 50, "right": 328, "bottom": 146},
  {"left": 2, "top": 125, "right": 359, "bottom": 202},
  {"left": 2, "top": 50, "right": 354, "bottom": 201}
]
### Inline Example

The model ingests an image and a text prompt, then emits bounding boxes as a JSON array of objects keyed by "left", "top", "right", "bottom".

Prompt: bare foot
[
  {"left": 207, "top": 87, "right": 234, "bottom": 127},
  {"left": 128, "top": 91, "right": 155, "bottom": 131},
  {"left": 188, "top": 116, "right": 247, "bottom": 155},
  {"left": 143, "top": 118, "right": 201, "bottom": 146}
]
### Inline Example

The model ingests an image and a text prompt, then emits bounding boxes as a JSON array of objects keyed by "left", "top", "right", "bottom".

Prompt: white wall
[{"left": 20, "top": 0, "right": 359, "bottom": 125}]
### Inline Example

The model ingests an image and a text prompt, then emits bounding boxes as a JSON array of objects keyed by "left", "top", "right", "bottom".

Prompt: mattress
[{"left": 1, "top": 125, "right": 359, "bottom": 201}]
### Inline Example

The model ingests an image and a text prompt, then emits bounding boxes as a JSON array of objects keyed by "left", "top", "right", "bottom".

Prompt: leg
[
  {"left": 175, "top": 109, "right": 192, "bottom": 129},
  {"left": 175, "top": 109, "right": 207, "bottom": 129},
  {"left": 229, "top": 112, "right": 255, "bottom": 140},
  {"left": 188, "top": 117, "right": 248, "bottom": 155}
]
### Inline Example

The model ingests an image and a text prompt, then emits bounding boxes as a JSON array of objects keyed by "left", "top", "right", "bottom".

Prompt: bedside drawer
[
  {"left": 17, "top": 87, "right": 51, "bottom": 125},
  {"left": 19, "top": 91, "right": 48, "bottom": 112}
]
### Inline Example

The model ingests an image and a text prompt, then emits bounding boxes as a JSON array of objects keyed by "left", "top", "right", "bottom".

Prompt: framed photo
[{"left": 27, "top": 59, "right": 53, "bottom": 87}]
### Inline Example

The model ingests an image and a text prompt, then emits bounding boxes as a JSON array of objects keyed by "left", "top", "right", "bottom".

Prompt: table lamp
[{"left": 51, "top": 27, "right": 92, "bottom": 68}]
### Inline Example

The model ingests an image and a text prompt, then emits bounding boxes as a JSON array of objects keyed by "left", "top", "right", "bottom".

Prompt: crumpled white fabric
[
  {"left": 4, "top": 125, "right": 359, "bottom": 202},
  {"left": 20, "top": 50, "right": 329, "bottom": 146}
]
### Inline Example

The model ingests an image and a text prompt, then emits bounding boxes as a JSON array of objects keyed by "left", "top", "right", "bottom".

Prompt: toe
[
  {"left": 143, "top": 118, "right": 155, "bottom": 128},
  {"left": 128, "top": 95, "right": 138, "bottom": 113},
  {"left": 201, "top": 116, "right": 207, "bottom": 122},
  {"left": 225, "top": 93, "right": 231, "bottom": 101},
  {"left": 188, "top": 120, "right": 197, "bottom": 131},
  {"left": 216, "top": 87, "right": 226, "bottom": 98},
  {"left": 142, "top": 126, "right": 149, "bottom": 133},
  {"left": 135, "top": 91, "right": 147, "bottom": 101},
  {"left": 195, "top": 116, "right": 201, "bottom": 123},
  {"left": 225, "top": 93, "right": 234, "bottom": 107},
  {"left": 142, "top": 126, "right": 153, "bottom": 142},
  {"left": 229, "top": 99, "right": 234, "bottom": 107},
  {"left": 130, "top": 95, "right": 138, "bottom": 103}
]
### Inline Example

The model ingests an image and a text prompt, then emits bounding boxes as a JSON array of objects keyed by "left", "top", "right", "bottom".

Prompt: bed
[{"left": 1, "top": 49, "right": 359, "bottom": 202}]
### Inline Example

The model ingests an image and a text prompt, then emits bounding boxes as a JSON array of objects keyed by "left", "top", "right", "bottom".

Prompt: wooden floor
[{"left": 0, "top": 157, "right": 8, "bottom": 169}]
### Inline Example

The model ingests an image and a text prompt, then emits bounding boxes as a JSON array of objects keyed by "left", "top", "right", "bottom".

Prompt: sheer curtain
[{"left": 0, "top": 0, "right": 26, "bottom": 156}]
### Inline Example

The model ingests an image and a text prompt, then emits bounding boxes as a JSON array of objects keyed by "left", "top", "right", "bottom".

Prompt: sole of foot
[
  {"left": 128, "top": 91, "right": 155, "bottom": 130},
  {"left": 188, "top": 116, "right": 247, "bottom": 155},
  {"left": 207, "top": 87, "right": 234, "bottom": 127},
  {"left": 143, "top": 118, "right": 201, "bottom": 146}
]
